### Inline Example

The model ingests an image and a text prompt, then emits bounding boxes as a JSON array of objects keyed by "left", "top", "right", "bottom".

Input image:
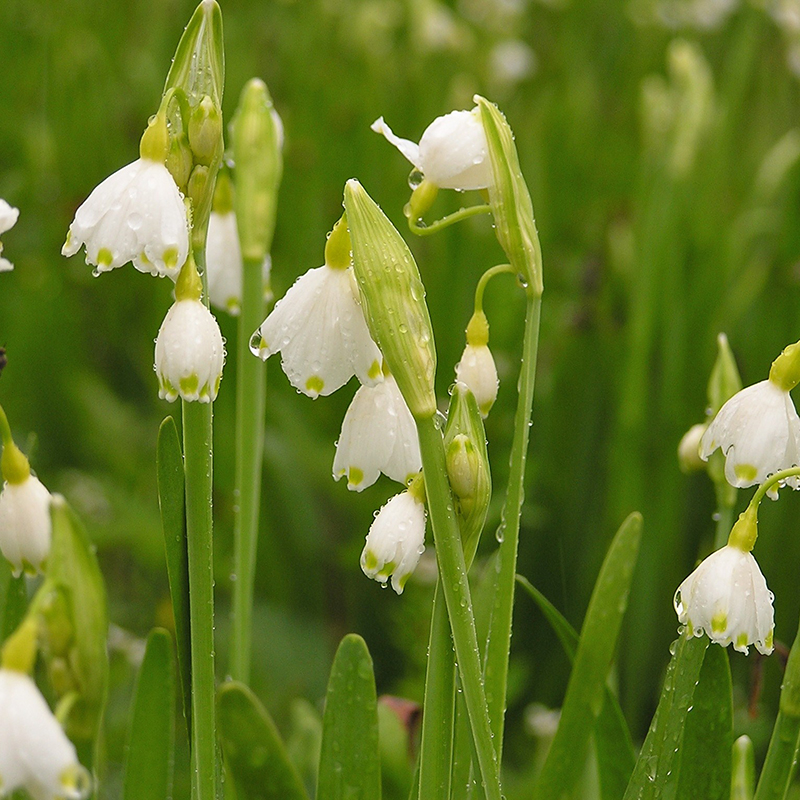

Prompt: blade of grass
[{"left": 533, "top": 511, "right": 642, "bottom": 800}]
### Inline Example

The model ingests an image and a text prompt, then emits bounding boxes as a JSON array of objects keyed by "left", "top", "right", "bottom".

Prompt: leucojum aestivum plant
[{"left": 3, "top": 2, "right": 800, "bottom": 799}]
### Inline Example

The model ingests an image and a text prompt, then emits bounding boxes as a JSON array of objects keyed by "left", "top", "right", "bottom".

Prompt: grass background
[{"left": 2, "top": 0, "right": 800, "bottom": 794}]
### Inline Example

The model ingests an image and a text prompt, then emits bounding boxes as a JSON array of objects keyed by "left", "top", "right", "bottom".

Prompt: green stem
[
  {"left": 0, "top": 404, "right": 11, "bottom": 445},
  {"left": 749, "top": 466, "right": 800, "bottom": 508},
  {"left": 416, "top": 415, "right": 502, "bottom": 800},
  {"left": 754, "top": 612, "right": 800, "bottom": 800},
  {"left": 230, "top": 257, "right": 268, "bottom": 683},
  {"left": 713, "top": 499, "right": 736, "bottom": 551},
  {"left": 483, "top": 293, "right": 542, "bottom": 756},
  {"left": 474, "top": 264, "right": 514, "bottom": 314},
  {"left": 417, "top": 581, "right": 455, "bottom": 800},
  {"left": 408, "top": 204, "right": 492, "bottom": 237},
  {"left": 183, "top": 399, "right": 217, "bottom": 800}
]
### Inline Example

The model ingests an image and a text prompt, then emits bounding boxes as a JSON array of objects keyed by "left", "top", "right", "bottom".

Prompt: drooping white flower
[
  {"left": 251, "top": 264, "right": 382, "bottom": 398},
  {"left": 700, "top": 379, "right": 800, "bottom": 496},
  {"left": 674, "top": 544, "right": 774, "bottom": 655},
  {"left": 371, "top": 108, "right": 493, "bottom": 191},
  {"left": 361, "top": 489, "right": 426, "bottom": 594},
  {"left": 455, "top": 344, "right": 499, "bottom": 418},
  {"left": 0, "top": 474, "right": 52, "bottom": 577},
  {"left": 0, "top": 199, "right": 19, "bottom": 273},
  {"left": 62, "top": 158, "right": 189, "bottom": 279},
  {"left": 333, "top": 373, "right": 421, "bottom": 491},
  {"left": 206, "top": 210, "right": 271, "bottom": 315},
  {"left": 0, "top": 668, "right": 91, "bottom": 800},
  {"left": 155, "top": 299, "right": 225, "bottom": 403}
]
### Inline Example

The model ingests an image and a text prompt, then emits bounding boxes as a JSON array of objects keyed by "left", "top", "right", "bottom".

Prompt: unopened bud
[
  {"left": 405, "top": 179, "right": 439, "bottom": 222},
  {"left": 40, "top": 588, "right": 75, "bottom": 658},
  {"left": 189, "top": 96, "right": 223, "bottom": 166},
  {"left": 769, "top": 339, "right": 800, "bottom": 392},
  {"left": 708, "top": 333, "right": 742, "bottom": 416},
  {"left": 187, "top": 164, "right": 210, "bottom": 216},
  {"left": 166, "top": 133, "right": 193, "bottom": 192},
  {"left": 677, "top": 423, "right": 706, "bottom": 473}
]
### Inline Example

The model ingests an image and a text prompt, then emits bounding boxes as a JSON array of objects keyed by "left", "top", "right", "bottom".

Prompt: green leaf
[
  {"left": 217, "top": 681, "right": 310, "bottom": 800},
  {"left": 674, "top": 644, "right": 732, "bottom": 800},
  {"left": 0, "top": 558, "right": 26, "bottom": 640},
  {"left": 123, "top": 628, "right": 176, "bottom": 800},
  {"left": 535, "top": 512, "right": 642, "bottom": 800},
  {"left": 515, "top": 574, "right": 636, "bottom": 800},
  {"left": 623, "top": 635, "right": 708, "bottom": 800},
  {"left": 157, "top": 416, "right": 191, "bottom": 734},
  {"left": 731, "top": 736, "right": 755, "bottom": 800},
  {"left": 317, "top": 633, "right": 381, "bottom": 800}
]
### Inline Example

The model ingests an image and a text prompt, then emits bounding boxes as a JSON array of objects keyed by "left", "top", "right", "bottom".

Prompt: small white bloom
[
  {"left": 0, "top": 668, "right": 91, "bottom": 800},
  {"left": 251, "top": 264, "right": 382, "bottom": 398},
  {"left": 0, "top": 199, "right": 19, "bottom": 273},
  {"left": 371, "top": 108, "right": 493, "bottom": 191},
  {"left": 674, "top": 544, "right": 774, "bottom": 655},
  {"left": 361, "top": 490, "right": 426, "bottom": 594},
  {"left": 700, "top": 379, "right": 800, "bottom": 496},
  {"left": 206, "top": 210, "right": 271, "bottom": 315},
  {"left": 155, "top": 299, "right": 225, "bottom": 403},
  {"left": 455, "top": 344, "right": 499, "bottom": 417},
  {"left": 0, "top": 475, "right": 52, "bottom": 577},
  {"left": 333, "top": 374, "right": 421, "bottom": 491},
  {"left": 62, "top": 158, "right": 189, "bottom": 279}
]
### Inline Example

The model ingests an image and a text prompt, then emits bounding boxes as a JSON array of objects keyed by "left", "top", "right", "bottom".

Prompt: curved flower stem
[
  {"left": 416, "top": 415, "right": 503, "bottom": 800},
  {"left": 474, "top": 264, "right": 514, "bottom": 314},
  {"left": 749, "top": 467, "right": 800, "bottom": 508},
  {"left": 183, "top": 398, "right": 217, "bottom": 800},
  {"left": 754, "top": 612, "right": 800, "bottom": 800},
  {"left": 230, "top": 257, "right": 268, "bottom": 683},
  {"left": 483, "top": 291, "right": 542, "bottom": 756},
  {"left": 408, "top": 204, "right": 492, "bottom": 237}
]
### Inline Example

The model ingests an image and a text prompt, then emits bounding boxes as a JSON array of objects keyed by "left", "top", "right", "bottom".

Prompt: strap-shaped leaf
[
  {"left": 157, "top": 416, "right": 191, "bottom": 734},
  {"left": 123, "top": 628, "right": 176, "bottom": 800},
  {"left": 317, "top": 634, "right": 381, "bottom": 800},
  {"left": 674, "top": 643, "right": 732, "bottom": 799},
  {"left": 514, "top": 576, "right": 636, "bottom": 799},
  {"left": 0, "top": 559, "right": 26, "bottom": 640},
  {"left": 534, "top": 511, "right": 642, "bottom": 799},
  {"left": 217, "top": 681, "right": 309, "bottom": 800},
  {"left": 623, "top": 634, "right": 708, "bottom": 799}
]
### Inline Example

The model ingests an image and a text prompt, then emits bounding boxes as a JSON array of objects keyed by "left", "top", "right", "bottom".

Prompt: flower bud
[
  {"left": 231, "top": 78, "right": 284, "bottom": 263},
  {"left": 677, "top": 423, "right": 706, "bottom": 473},
  {"left": 707, "top": 332, "right": 742, "bottom": 417},
  {"left": 344, "top": 180, "right": 436, "bottom": 419},
  {"left": 455, "top": 310, "right": 499, "bottom": 417},
  {"left": 166, "top": 132, "right": 193, "bottom": 193},
  {"left": 189, "top": 95, "right": 223, "bottom": 166}
]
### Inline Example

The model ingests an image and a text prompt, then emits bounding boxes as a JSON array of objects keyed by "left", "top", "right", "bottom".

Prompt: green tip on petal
[
  {"left": 363, "top": 550, "right": 378, "bottom": 572},
  {"left": 97, "top": 248, "right": 113, "bottom": 267},
  {"left": 180, "top": 374, "right": 200, "bottom": 396},
  {"left": 736, "top": 632, "right": 749, "bottom": 650},
  {"left": 734, "top": 463, "right": 757, "bottom": 482},
  {"left": 348, "top": 467, "right": 364, "bottom": 488},
  {"left": 306, "top": 375, "right": 324, "bottom": 396},
  {"left": 711, "top": 612, "right": 727, "bottom": 634},
  {"left": 377, "top": 561, "right": 396, "bottom": 580},
  {"left": 765, "top": 629, "right": 774, "bottom": 650},
  {"left": 367, "top": 360, "right": 382, "bottom": 381}
]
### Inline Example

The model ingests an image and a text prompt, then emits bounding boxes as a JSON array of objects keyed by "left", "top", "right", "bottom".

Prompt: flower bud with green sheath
[
  {"left": 344, "top": 179, "right": 437, "bottom": 419},
  {"left": 475, "top": 95, "right": 542, "bottom": 297}
]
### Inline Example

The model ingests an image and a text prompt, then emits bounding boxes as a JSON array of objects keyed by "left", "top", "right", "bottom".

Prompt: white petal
[
  {"left": 206, "top": 211, "right": 244, "bottom": 315},
  {"left": 0, "top": 476, "right": 52, "bottom": 576},
  {"left": 370, "top": 117, "right": 422, "bottom": 170},
  {"left": 0, "top": 199, "right": 19, "bottom": 235},
  {"left": 155, "top": 299, "right": 226, "bottom": 403},
  {"left": 455, "top": 344, "right": 499, "bottom": 417},
  {"left": 0, "top": 257, "right": 13, "bottom": 272}
]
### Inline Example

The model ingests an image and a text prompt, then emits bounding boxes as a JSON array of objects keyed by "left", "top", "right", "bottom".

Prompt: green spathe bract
[
  {"left": 231, "top": 79, "right": 283, "bottom": 264},
  {"left": 344, "top": 179, "right": 436, "bottom": 419}
]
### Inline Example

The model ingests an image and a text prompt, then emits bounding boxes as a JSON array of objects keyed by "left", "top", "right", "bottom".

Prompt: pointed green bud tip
[
  {"left": 769, "top": 339, "right": 800, "bottom": 392},
  {"left": 1, "top": 617, "right": 39, "bottom": 674},
  {"left": 708, "top": 332, "right": 742, "bottom": 416},
  {"left": 728, "top": 507, "right": 758, "bottom": 553},
  {"left": 325, "top": 216, "right": 351, "bottom": 270},
  {"left": 1, "top": 439, "right": 31, "bottom": 485},
  {"left": 175, "top": 251, "right": 203, "bottom": 301},
  {"left": 188, "top": 95, "right": 223, "bottom": 166},
  {"left": 164, "top": 0, "right": 224, "bottom": 108},
  {"left": 343, "top": 179, "right": 437, "bottom": 419},
  {"left": 139, "top": 113, "right": 170, "bottom": 164},
  {"left": 446, "top": 433, "right": 479, "bottom": 501},
  {"left": 466, "top": 310, "right": 489, "bottom": 347},
  {"left": 212, "top": 169, "right": 234, "bottom": 215},
  {"left": 474, "top": 95, "right": 542, "bottom": 296},
  {"left": 231, "top": 78, "right": 284, "bottom": 262}
]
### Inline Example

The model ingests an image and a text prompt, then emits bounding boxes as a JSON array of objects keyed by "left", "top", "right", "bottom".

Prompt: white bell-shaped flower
[
  {"left": 206, "top": 209, "right": 272, "bottom": 316},
  {"left": 0, "top": 668, "right": 91, "bottom": 800},
  {"left": 251, "top": 225, "right": 382, "bottom": 398},
  {"left": 333, "top": 373, "right": 421, "bottom": 491},
  {"left": 700, "top": 379, "right": 800, "bottom": 496},
  {"left": 361, "top": 488, "right": 426, "bottom": 594},
  {"left": 0, "top": 474, "right": 52, "bottom": 577},
  {"left": 155, "top": 298, "right": 225, "bottom": 403},
  {"left": 0, "top": 199, "right": 19, "bottom": 273},
  {"left": 371, "top": 108, "right": 493, "bottom": 191},
  {"left": 674, "top": 544, "right": 774, "bottom": 655},
  {"left": 455, "top": 344, "right": 499, "bottom": 418}
]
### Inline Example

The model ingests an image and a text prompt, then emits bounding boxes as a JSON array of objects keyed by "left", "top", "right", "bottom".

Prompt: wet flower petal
[{"left": 0, "top": 475, "right": 52, "bottom": 577}]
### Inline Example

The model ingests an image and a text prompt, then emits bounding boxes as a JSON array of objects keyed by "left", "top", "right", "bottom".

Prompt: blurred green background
[{"left": 3, "top": 0, "right": 800, "bottom": 793}]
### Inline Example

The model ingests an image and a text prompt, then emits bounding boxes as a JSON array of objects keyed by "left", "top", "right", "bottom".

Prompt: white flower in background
[
  {"left": 251, "top": 262, "right": 382, "bottom": 398},
  {"left": 455, "top": 344, "right": 499, "bottom": 418},
  {"left": 674, "top": 544, "right": 774, "bottom": 655},
  {"left": 0, "top": 199, "right": 19, "bottom": 273},
  {"left": 333, "top": 373, "right": 421, "bottom": 491},
  {"left": 62, "top": 158, "right": 189, "bottom": 279},
  {"left": 0, "top": 474, "right": 52, "bottom": 577},
  {"left": 155, "top": 299, "right": 225, "bottom": 403},
  {"left": 700, "top": 379, "right": 800, "bottom": 496},
  {"left": 0, "top": 668, "right": 91, "bottom": 800},
  {"left": 371, "top": 108, "right": 493, "bottom": 190},
  {"left": 361, "top": 488, "right": 426, "bottom": 594},
  {"left": 206, "top": 209, "right": 271, "bottom": 315}
]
